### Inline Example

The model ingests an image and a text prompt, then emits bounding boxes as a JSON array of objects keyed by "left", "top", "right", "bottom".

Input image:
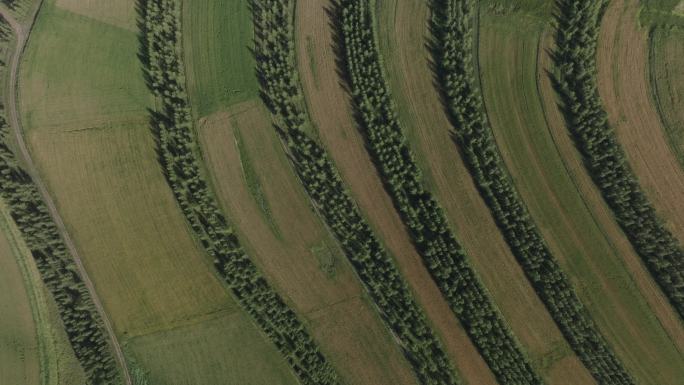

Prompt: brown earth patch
[{"left": 198, "top": 101, "right": 417, "bottom": 385}]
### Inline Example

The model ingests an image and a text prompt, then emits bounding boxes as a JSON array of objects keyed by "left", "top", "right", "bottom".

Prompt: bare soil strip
[
  {"left": 295, "top": 1, "right": 499, "bottom": 384},
  {"left": 0, "top": 3, "right": 131, "bottom": 384},
  {"left": 537, "top": 0, "right": 684, "bottom": 364},
  {"left": 375, "top": 2, "right": 597, "bottom": 383},
  {"left": 198, "top": 102, "right": 418, "bottom": 385}
]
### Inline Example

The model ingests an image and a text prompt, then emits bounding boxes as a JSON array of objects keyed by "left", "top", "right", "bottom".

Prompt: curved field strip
[
  {"left": 0, "top": 218, "right": 41, "bottom": 385},
  {"left": 650, "top": 26, "right": 684, "bottom": 168},
  {"left": 141, "top": 0, "right": 340, "bottom": 382},
  {"left": 195, "top": 102, "right": 418, "bottom": 384},
  {"left": 183, "top": 0, "right": 258, "bottom": 117},
  {"left": 537, "top": 18, "right": 684, "bottom": 362},
  {"left": 478, "top": 9, "right": 684, "bottom": 385},
  {"left": 554, "top": 0, "right": 684, "bottom": 340},
  {"left": 337, "top": 0, "right": 596, "bottom": 382},
  {"left": 19, "top": 1, "right": 300, "bottom": 384},
  {"left": 371, "top": 1, "right": 594, "bottom": 383},
  {"left": 253, "top": 0, "right": 474, "bottom": 382},
  {"left": 0, "top": 201, "right": 86, "bottom": 385},
  {"left": 597, "top": 0, "right": 684, "bottom": 239},
  {"left": 295, "top": 2, "right": 498, "bottom": 384}
]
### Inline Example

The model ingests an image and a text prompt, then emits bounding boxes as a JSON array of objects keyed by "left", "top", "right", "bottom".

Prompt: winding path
[{"left": 0, "top": 3, "right": 132, "bottom": 385}]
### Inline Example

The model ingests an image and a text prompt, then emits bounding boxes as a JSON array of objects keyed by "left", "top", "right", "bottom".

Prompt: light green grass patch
[
  {"left": 20, "top": 2, "right": 150, "bottom": 133},
  {"left": 649, "top": 27, "right": 684, "bottom": 168},
  {"left": 480, "top": 0, "right": 551, "bottom": 20},
  {"left": 676, "top": 0, "right": 684, "bottom": 14},
  {"left": 183, "top": 0, "right": 259, "bottom": 117},
  {"left": 640, "top": 0, "right": 684, "bottom": 26},
  {"left": 127, "top": 312, "right": 299, "bottom": 385},
  {"left": 55, "top": 0, "right": 137, "bottom": 31}
]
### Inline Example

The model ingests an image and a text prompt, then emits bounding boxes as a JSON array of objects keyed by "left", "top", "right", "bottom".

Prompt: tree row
[
  {"left": 251, "top": 0, "right": 463, "bottom": 384},
  {"left": 137, "top": 1, "right": 338, "bottom": 384},
  {"left": 337, "top": 1, "right": 544, "bottom": 384},
  {"left": 555, "top": 0, "right": 684, "bottom": 321},
  {"left": 0, "top": 123, "right": 120, "bottom": 385},
  {"left": 431, "top": 1, "right": 636, "bottom": 384}
]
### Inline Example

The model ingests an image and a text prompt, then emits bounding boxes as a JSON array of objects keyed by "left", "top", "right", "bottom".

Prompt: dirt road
[{"left": 0, "top": 3, "right": 132, "bottom": 385}]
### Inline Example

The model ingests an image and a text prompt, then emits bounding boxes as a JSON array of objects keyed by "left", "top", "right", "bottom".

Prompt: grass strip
[{"left": 137, "top": 1, "right": 338, "bottom": 384}]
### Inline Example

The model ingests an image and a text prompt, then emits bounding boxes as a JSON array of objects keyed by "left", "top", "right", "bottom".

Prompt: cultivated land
[
  {"left": 185, "top": 1, "right": 423, "bottom": 383},
  {"left": 478, "top": 3, "right": 684, "bottom": 384},
  {"left": 0, "top": 215, "right": 40, "bottom": 385},
  {"left": 196, "top": 104, "right": 418, "bottom": 385},
  {"left": 597, "top": 0, "right": 684, "bottom": 243},
  {"left": 373, "top": 1, "right": 596, "bottom": 383},
  {"left": 18, "top": 1, "right": 299, "bottom": 383},
  {"left": 0, "top": 201, "right": 86, "bottom": 385},
  {"left": 650, "top": 26, "right": 684, "bottom": 167},
  {"left": 295, "top": 1, "right": 499, "bottom": 384},
  {"left": 3, "top": 0, "right": 683, "bottom": 382},
  {"left": 537, "top": 4, "right": 684, "bottom": 358},
  {"left": 183, "top": 0, "right": 258, "bottom": 118}
]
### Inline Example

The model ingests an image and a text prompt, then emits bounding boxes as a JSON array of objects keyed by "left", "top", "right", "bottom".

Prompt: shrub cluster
[
  {"left": 251, "top": 0, "right": 462, "bottom": 384},
  {"left": 137, "top": 1, "right": 338, "bottom": 384},
  {"left": 337, "top": 1, "right": 544, "bottom": 384},
  {"left": 431, "top": 1, "right": 636, "bottom": 384},
  {"left": 0, "top": 126, "right": 119, "bottom": 383},
  {"left": 555, "top": 0, "right": 684, "bottom": 320}
]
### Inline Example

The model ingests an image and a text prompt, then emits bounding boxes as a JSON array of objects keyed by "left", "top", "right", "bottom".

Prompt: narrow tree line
[
  {"left": 430, "top": 1, "right": 636, "bottom": 384},
  {"left": 555, "top": 0, "right": 684, "bottom": 320},
  {"left": 251, "top": 0, "right": 463, "bottom": 384},
  {"left": 0, "top": 122, "right": 121, "bottom": 384},
  {"left": 0, "top": 18, "right": 120, "bottom": 385},
  {"left": 336, "top": 1, "right": 544, "bottom": 384},
  {"left": 137, "top": 1, "right": 338, "bottom": 384}
]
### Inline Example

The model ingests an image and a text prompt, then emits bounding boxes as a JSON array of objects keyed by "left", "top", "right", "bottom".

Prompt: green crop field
[
  {"left": 650, "top": 26, "right": 684, "bottom": 167},
  {"left": 478, "top": 8, "right": 684, "bottom": 384},
  {"left": 0, "top": 202, "right": 86, "bottom": 385},
  {"left": 1, "top": 0, "right": 683, "bottom": 384}
]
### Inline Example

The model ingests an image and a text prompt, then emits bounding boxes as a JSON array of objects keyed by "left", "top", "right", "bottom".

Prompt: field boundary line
[{"left": 0, "top": 3, "right": 133, "bottom": 385}]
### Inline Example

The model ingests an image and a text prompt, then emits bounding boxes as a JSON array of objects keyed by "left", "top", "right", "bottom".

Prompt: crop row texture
[
  {"left": 137, "top": 1, "right": 338, "bottom": 384},
  {"left": 337, "top": 0, "right": 545, "bottom": 384},
  {"left": 0, "top": 22, "right": 119, "bottom": 385},
  {"left": 251, "top": 0, "right": 463, "bottom": 384},
  {"left": 555, "top": 0, "right": 684, "bottom": 320},
  {"left": 0, "top": 122, "right": 120, "bottom": 384},
  {"left": 431, "top": 1, "right": 636, "bottom": 384}
]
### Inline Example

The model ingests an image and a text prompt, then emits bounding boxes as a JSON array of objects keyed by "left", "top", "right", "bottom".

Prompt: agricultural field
[{"left": 0, "top": 0, "right": 682, "bottom": 384}]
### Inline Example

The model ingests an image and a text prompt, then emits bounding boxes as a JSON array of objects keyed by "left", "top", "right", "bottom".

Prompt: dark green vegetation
[
  {"left": 0, "top": 17, "right": 119, "bottom": 385},
  {"left": 252, "top": 0, "right": 462, "bottom": 384},
  {"left": 0, "top": 99, "right": 118, "bottom": 384},
  {"left": 431, "top": 0, "right": 636, "bottom": 384},
  {"left": 554, "top": 0, "right": 684, "bottom": 321},
  {"left": 336, "top": 0, "right": 548, "bottom": 384},
  {"left": 137, "top": 1, "right": 338, "bottom": 384},
  {"left": 182, "top": 0, "right": 258, "bottom": 117}
]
